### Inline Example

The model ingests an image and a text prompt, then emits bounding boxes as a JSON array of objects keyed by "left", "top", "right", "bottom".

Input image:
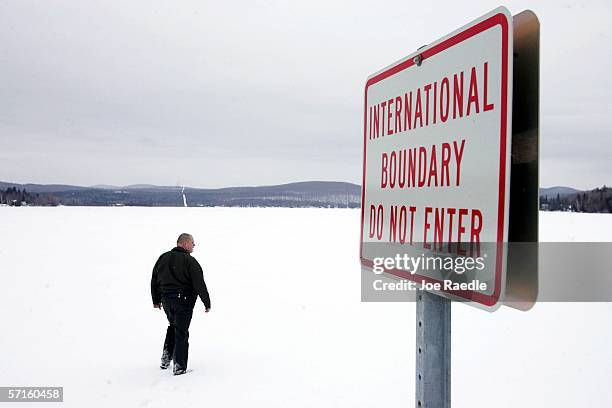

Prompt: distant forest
[
  {"left": 0, "top": 182, "right": 360, "bottom": 208},
  {"left": 2, "top": 184, "right": 612, "bottom": 213},
  {"left": 540, "top": 186, "right": 612, "bottom": 213},
  {"left": 0, "top": 187, "right": 65, "bottom": 206}
]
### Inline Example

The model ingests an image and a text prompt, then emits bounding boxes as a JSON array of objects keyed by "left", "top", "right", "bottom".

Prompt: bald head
[{"left": 177, "top": 233, "right": 195, "bottom": 253}]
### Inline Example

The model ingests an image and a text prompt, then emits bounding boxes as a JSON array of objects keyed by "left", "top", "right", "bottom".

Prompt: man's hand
[
  {"left": 154, "top": 304, "right": 162, "bottom": 309},
  {"left": 205, "top": 307, "right": 210, "bottom": 313}
]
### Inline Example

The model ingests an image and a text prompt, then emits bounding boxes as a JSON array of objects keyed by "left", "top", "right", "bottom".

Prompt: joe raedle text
[{"left": 373, "top": 279, "right": 488, "bottom": 292}]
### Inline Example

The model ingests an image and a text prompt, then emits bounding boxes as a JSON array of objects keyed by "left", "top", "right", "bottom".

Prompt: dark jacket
[{"left": 151, "top": 247, "right": 211, "bottom": 309}]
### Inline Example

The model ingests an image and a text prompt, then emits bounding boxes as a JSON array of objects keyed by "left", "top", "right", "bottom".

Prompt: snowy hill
[{"left": 539, "top": 186, "right": 582, "bottom": 198}]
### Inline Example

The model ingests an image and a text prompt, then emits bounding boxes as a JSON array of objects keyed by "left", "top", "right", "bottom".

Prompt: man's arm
[
  {"left": 151, "top": 254, "right": 164, "bottom": 307},
  {"left": 189, "top": 257, "right": 211, "bottom": 310}
]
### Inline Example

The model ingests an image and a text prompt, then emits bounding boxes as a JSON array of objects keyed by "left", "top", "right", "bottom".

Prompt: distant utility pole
[{"left": 181, "top": 186, "right": 188, "bottom": 207}]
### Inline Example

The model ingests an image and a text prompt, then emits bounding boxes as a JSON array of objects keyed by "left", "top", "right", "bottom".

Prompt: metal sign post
[{"left": 416, "top": 290, "right": 450, "bottom": 408}]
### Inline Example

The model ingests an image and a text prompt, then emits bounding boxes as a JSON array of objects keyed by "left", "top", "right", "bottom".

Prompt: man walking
[{"left": 151, "top": 233, "right": 211, "bottom": 375}]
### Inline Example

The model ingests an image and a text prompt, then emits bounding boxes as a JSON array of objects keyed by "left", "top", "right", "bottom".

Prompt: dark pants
[{"left": 161, "top": 294, "right": 196, "bottom": 371}]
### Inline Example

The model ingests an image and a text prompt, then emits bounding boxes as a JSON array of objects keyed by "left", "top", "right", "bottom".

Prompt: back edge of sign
[{"left": 504, "top": 10, "right": 540, "bottom": 312}]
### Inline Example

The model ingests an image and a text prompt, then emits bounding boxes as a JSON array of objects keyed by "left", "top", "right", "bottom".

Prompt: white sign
[{"left": 360, "top": 7, "right": 513, "bottom": 308}]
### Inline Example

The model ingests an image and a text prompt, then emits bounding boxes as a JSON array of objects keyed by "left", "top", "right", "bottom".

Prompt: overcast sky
[{"left": 0, "top": 0, "right": 610, "bottom": 189}]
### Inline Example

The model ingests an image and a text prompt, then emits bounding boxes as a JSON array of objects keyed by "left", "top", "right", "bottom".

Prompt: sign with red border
[{"left": 360, "top": 7, "right": 513, "bottom": 309}]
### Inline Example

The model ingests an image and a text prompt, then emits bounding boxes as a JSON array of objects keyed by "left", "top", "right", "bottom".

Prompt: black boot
[
  {"left": 173, "top": 364, "right": 186, "bottom": 375},
  {"left": 160, "top": 350, "right": 173, "bottom": 369}
]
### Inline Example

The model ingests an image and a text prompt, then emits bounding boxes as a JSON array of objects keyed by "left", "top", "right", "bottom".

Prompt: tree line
[
  {"left": 2, "top": 184, "right": 611, "bottom": 212},
  {"left": 0, "top": 187, "right": 60, "bottom": 206},
  {"left": 541, "top": 186, "right": 612, "bottom": 213}
]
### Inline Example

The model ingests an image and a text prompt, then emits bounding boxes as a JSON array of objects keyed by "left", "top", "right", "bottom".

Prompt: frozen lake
[{"left": 1, "top": 207, "right": 611, "bottom": 407}]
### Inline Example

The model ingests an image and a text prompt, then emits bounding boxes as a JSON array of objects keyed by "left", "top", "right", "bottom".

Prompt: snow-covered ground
[{"left": 1, "top": 208, "right": 611, "bottom": 407}]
